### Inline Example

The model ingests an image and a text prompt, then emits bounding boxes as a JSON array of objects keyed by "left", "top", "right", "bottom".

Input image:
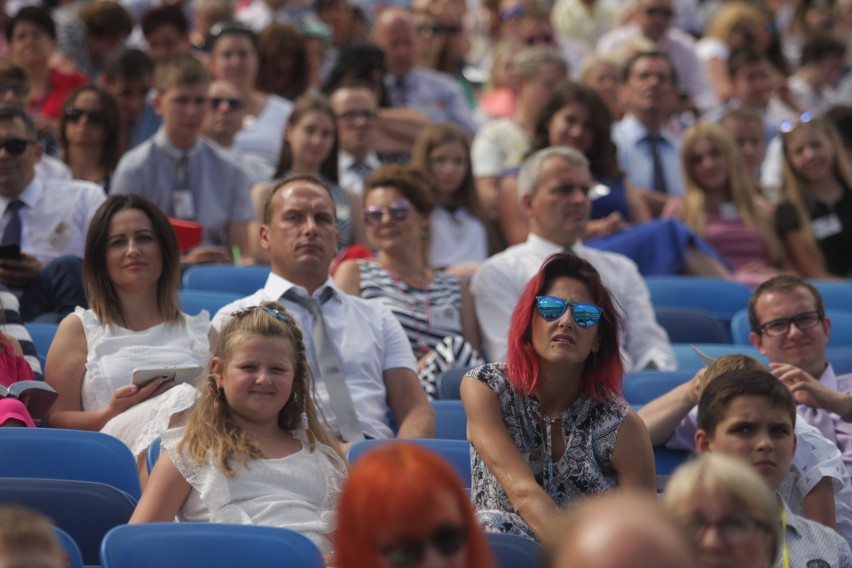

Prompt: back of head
[
  {"left": 0, "top": 505, "right": 64, "bottom": 568},
  {"left": 335, "top": 443, "right": 495, "bottom": 568},
  {"left": 699, "top": 354, "right": 766, "bottom": 397},
  {"left": 697, "top": 368, "right": 796, "bottom": 435},
  {"left": 548, "top": 492, "right": 697, "bottom": 568}
]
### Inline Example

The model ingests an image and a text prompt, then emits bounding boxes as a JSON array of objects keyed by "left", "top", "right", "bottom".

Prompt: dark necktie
[
  {"left": 176, "top": 153, "right": 190, "bottom": 191},
  {"left": 646, "top": 133, "right": 668, "bottom": 194},
  {"left": 2, "top": 200, "right": 25, "bottom": 245},
  {"left": 392, "top": 76, "right": 407, "bottom": 106},
  {"left": 285, "top": 287, "right": 365, "bottom": 442}
]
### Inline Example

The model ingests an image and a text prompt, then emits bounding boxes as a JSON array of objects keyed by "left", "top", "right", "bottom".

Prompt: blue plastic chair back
[
  {"left": 812, "top": 280, "right": 852, "bottom": 312},
  {"left": 437, "top": 366, "right": 473, "bottom": 400},
  {"left": 644, "top": 277, "right": 751, "bottom": 324},
  {"left": 654, "top": 307, "right": 730, "bottom": 343},
  {"left": 54, "top": 526, "right": 84, "bottom": 568},
  {"left": 0, "top": 428, "right": 142, "bottom": 500},
  {"left": 182, "top": 265, "right": 271, "bottom": 295},
  {"left": 146, "top": 436, "right": 162, "bottom": 475},
  {"left": 654, "top": 447, "right": 692, "bottom": 492},
  {"left": 622, "top": 371, "right": 695, "bottom": 406},
  {"left": 0, "top": 478, "right": 136, "bottom": 565},
  {"left": 101, "top": 523, "right": 324, "bottom": 568},
  {"left": 671, "top": 344, "right": 766, "bottom": 371},
  {"left": 432, "top": 400, "right": 467, "bottom": 440},
  {"left": 731, "top": 308, "right": 852, "bottom": 347},
  {"left": 828, "top": 348, "right": 852, "bottom": 374},
  {"left": 178, "top": 290, "right": 241, "bottom": 316},
  {"left": 24, "top": 322, "right": 58, "bottom": 368},
  {"left": 348, "top": 439, "right": 472, "bottom": 487},
  {"left": 486, "top": 533, "right": 542, "bottom": 568}
]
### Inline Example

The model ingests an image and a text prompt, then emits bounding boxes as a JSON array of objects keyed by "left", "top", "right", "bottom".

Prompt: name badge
[
  {"left": 47, "top": 221, "right": 75, "bottom": 251},
  {"left": 718, "top": 203, "right": 740, "bottom": 221},
  {"left": 431, "top": 303, "right": 461, "bottom": 331},
  {"left": 173, "top": 190, "right": 195, "bottom": 220},
  {"left": 812, "top": 213, "right": 843, "bottom": 239}
]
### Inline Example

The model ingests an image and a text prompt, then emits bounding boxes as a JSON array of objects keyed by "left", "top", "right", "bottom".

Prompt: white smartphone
[{"left": 131, "top": 366, "right": 203, "bottom": 388}]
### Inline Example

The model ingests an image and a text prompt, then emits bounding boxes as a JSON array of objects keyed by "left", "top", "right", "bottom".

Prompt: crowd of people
[{"left": 1, "top": 0, "right": 852, "bottom": 564}]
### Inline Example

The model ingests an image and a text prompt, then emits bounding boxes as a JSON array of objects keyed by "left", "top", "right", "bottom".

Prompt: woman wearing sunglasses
[
  {"left": 334, "top": 165, "right": 483, "bottom": 399},
  {"left": 58, "top": 86, "right": 125, "bottom": 193},
  {"left": 335, "top": 442, "right": 496, "bottom": 568},
  {"left": 461, "top": 252, "right": 655, "bottom": 541}
]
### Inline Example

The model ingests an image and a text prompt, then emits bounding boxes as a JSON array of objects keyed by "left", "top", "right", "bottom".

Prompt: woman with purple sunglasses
[
  {"left": 334, "top": 164, "right": 483, "bottom": 400},
  {"left": 461, "top": 252, "right": 655, "bottom": 542}
]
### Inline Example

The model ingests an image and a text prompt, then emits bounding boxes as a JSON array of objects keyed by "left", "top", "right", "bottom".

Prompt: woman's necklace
[{"left": 385, "top": 264, "right": 432, "bottom": 357}]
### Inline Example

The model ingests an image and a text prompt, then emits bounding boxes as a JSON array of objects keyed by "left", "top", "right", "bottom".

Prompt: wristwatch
[{"left": 841, "top": 394, "right": 852, "bottom": 423}]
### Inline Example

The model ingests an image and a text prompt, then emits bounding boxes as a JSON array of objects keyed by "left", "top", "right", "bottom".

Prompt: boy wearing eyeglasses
[
  {"left": 695, "top": 368, "right": 852, "bottom": 567},
  {"left": 748, "top": 275, "right": 852, "bottom": 475}
]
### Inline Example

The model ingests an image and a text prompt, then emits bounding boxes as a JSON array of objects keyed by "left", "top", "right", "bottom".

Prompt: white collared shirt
[{"left": 337, "top": 151, "right": 381, "bottom": 197}]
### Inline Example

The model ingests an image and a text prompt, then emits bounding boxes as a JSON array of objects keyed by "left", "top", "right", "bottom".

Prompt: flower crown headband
[{"left": 230, "top": 305, "right": 289, "bottom": 322}]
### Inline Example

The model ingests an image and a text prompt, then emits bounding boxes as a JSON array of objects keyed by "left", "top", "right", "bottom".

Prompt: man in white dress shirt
[
  {"left": 213, "top": 174, "right": 434, "bottom": 443},
  {"left": 471, "top": 146, "right": 676, "bottom": 370}
]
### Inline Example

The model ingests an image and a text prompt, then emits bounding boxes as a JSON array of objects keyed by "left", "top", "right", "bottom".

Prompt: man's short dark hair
[
  {"left": 621, "top": 50, "right": 677, "bottom": 85},
  {"left": 5, "top": 5, "right": 55, "bottom": 42},
  {"left": 0, "top": 104, "right": 37, "bottom": 139},
  {"left": 103, "top": 48, "right": 155, "bottom": 84},
  {"left": 727, "top": 47, "right": 768, "bottom": 79},
  {"left": 141, "top": 4, "right": 190, "bottom": 38},
  {"left": 800, "top": 35, "right": 845, "bottom": 67}
]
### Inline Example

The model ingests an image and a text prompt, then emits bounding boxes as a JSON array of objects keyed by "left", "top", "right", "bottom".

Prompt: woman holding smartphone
[{"left": 45, "top": 195, "right": 210, "bottom": 472}]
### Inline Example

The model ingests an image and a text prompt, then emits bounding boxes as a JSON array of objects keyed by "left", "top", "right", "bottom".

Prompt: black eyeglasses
[
  {"left": 383, "top": 525, "right": 467, "bottom": 568},
  {"left": 524, "top": 34, "right": 554, "bottom": 46},
  {"left": 210, "top": 97, "right": 243, "bottom": 110},
  {"left": 64, "top": 108, "right": 107, "bottom": 125},
  {"left": 0, "top": 138, "right": 34, "bottom": 156},
  {"left": 363, "top": 200, "right": 411, "bottom": 227},
  {"left": 535, "top": 296, "right": 604, "bottom": 328},
  {"left": 337, "top": 109, "right": 377, "bottom": 122},
  {"left": 758, "top": 311, "right": 823, "bottom": 337},
  {"left": 644, "top": 6, "right": 674, "bottom": 17},
  {"left": 0, "top": 83, "right": 29, "bottom": 98}
]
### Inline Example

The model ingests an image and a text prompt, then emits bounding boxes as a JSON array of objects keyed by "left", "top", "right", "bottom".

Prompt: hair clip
[{"left": 230, "top": 305, "right": 289, "bottom": 322}]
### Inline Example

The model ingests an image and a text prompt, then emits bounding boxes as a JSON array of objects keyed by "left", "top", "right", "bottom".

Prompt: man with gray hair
[{"left": 471, "top": 146, "right": 675, "bottom": 370}]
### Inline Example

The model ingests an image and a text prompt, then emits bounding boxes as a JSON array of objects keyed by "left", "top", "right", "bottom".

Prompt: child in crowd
[
  {"left": 411, "top": 123, "right": 502, "bottom": 281},
  {"left": 0, "top": 330, "right": 36, "bottom": 428},
  {"left": 695, "top": 368, "right": 852, "bottom": 566},
  {"left": 0, "top": 506, "right": 65, "bottom": 568},
  {"left": 640, "top": 354, "right": 852, "bottom": 537},
  {"left": 129, "top": 302, "right": 347, "bottom": 554}
]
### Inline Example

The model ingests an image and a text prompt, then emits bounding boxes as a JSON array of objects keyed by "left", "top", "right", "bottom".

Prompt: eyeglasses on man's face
[{"left": 758, "top": 311, "right": 823, "bottom": 337}]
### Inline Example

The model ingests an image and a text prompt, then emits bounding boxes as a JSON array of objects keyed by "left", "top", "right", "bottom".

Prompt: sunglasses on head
[
  {"left": 779, "top": 111, "right": 813, "bottom": 134},
  {"left": 535, "top": 295, "right": 604, "bottom": 328},
  {"left": 383, "top": 524, "right": 467, "bottom": 568},
  {"left": 0, "top": 138, "right": 34, "bottom": 156},
  {"left": 210, "top": 97, "right": 243, "bottom": 110},
  {"left": 64, "top": 108, "right": 107, "bottom": 125},
  {"left": 363, "top": 199, "right": 411, "bottom": 227}
]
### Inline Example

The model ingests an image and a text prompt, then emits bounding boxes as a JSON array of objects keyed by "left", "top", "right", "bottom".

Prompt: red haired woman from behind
[
  {"left": 334, "top": 443, "right": 495, "bottom": 568},
  {"left": 461, "top": 252, "right": 655, "bottom": 541}
]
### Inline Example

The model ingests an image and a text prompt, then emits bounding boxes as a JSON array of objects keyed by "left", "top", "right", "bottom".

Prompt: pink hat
[{"left": 0, "top": 398, "right": 36, "bottom": 428}]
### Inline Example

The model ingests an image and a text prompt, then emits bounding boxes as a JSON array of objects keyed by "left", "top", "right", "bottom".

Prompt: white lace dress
[
  {"left": 161, "top": 427, "right": 347, "bottom": 553},
  {"left": 75, "top": 307, "right": 210, "bottom": 455}
]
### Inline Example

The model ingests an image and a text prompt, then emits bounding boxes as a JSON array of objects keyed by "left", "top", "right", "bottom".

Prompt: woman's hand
[
  {"left": 105, "top": 378, "right": 176, "bottom": 420},
  {"left": 584, "top": 212, "right": 628, "bottom": 238}
]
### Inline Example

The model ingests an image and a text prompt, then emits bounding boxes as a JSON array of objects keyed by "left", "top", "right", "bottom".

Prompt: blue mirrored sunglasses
[{"left": 535, "top": 296, "right": 604, "bottom": 327}]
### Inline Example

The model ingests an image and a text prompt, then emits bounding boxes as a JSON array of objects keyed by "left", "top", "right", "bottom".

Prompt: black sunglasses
[
  {"left": 210, "top": 97, "right": 244, "bottom": 110},
  {"left": 64, "top": 108, "right": 107, "bottom": 125},
  {"left": 0, "top": 138, "right": 34, "bottom": 156},
  {"left": 383, "top": 525, "right": 467, "bottom": 568}
]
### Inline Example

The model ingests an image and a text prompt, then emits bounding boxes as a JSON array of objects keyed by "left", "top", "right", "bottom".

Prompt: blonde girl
[
  {"left": 130, "top": 302, "right": 346, "bottom": 554},
  {"left": 674, "top": 122, "right": 790, "bottom": 285},
  {"left": 777, "top": 116, "right": 852, "bottom": 278}
]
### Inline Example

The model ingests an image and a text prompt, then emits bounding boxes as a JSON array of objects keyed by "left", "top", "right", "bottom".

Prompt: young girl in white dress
[{"left": 130, "top": 302, "right": 347, "bottom": 554}]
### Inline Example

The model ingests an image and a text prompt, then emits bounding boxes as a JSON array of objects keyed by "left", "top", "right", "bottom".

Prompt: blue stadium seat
[
  {"left": 432, "top": 400, "right": 467, "bottom": 440},
  {"left": 0, "top": 478, "right": 136, "bottom": 565},
  {"left": 178, "top": 290, "right": 241, "bottom": 316},
  {"left": 146, "top": 436, "right": 162, "bottom": 475},
  {"left": 24, "top": 322, "right": 58, "bottom": 368},
  {"left": 348, "top": 439, "right": 472, "bottom": 487},
  {"left": 487, "top": 533, "right": 542, "bottom": 568},
  {"left": 812, "top": 280, "right": 852, "bottom": 312},
  {"left": 654, "top": 307, "right": 730, "bottom": 343},
  {"left": 54, "top": 526, "right": 84, "bottom": 568},
  {"left": 622, "top": 371, "right": 695, "bottom": 406},
  {"left": 101, "top": 523, "right": 324, "bottom": 568},
  {"left": 182, "top": 265, "right": 270, "bottom": 295},
  {"left": 731, "top": 308, "right": 852, "bottom": 347},
  {"left": 436, "top": 366, "right": 474, "bottom": 400},
  {"left": 644, "top": 276, "right": 751, "bottom": 324},
  {"left": 0, "top": 428, "right": 142, "bottom": 500}
]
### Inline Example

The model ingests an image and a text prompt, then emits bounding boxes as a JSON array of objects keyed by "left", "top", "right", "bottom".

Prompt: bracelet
[{"left": 841, "top": 395, "right": 852, "bottom": 423}]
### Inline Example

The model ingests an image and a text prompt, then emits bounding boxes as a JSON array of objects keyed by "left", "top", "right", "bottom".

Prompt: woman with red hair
[
  {"left": 334, "top": 443, "right": 496, "bottom": 568},
  {"left": 461, "top": 252, "right": 655, "bottom": 541}
]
